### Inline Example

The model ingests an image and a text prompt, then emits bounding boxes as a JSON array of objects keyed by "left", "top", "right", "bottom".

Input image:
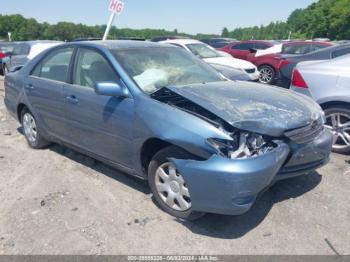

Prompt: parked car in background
[
  {"left": 160, "top": 39, "right": 259, "bottom": 81},
  {"left": 246, "top": 41, "right": 333, "bottom": 84},
  {"left": 290, "top": 55, "right": 350, "bottom": 154},
  {"left": 0, "top": 42, "right": 16, "bottom": 75},
  {"left": 209, "top": 64, "right": 252, "bottom": 81},
  {"left": 4, "top": 40, "right": 332, "bottom": 220},
  {"left": 4, "top": 41, "right": 62, "bottom": 74},
  {"left": 151, "top": 36, "right": 189, "bottom": 42},
  {"left": 277, "top": 43, "right": 350, "bottom": 88},
  {"left": 219, "top": 40, "right": 276, "bottom": 60},
  {"left": 200, "top": 38, "right": 237, "bottom": 49}
]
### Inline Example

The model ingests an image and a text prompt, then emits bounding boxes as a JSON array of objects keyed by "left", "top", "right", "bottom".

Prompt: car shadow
[
  {"left": 24, "top": 133, "right": 321, "bottom": 238},
  {"left": 178, "top": 172, "right": 322, "bottom": 239},
  {"left": 48, "top": 143, "right": 151, "bottom": 195}
]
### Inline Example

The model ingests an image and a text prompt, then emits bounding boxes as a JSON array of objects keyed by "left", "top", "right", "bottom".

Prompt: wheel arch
[
  {"left": 17, "top": 103, "right": 28, "bottom": 121},
  {"left": 320, "top": 101, "right": 350, "bottom": 110},
  {"left": 258, "top": 63, "right": 277, "bottom": 72},
  {"left": 139, "top": 138, "right": 206, "bottom": 175}
]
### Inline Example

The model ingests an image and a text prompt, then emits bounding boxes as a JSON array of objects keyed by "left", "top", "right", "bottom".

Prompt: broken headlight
[{"left": 207, "top": 133, "right": 277, "bottom": 159}]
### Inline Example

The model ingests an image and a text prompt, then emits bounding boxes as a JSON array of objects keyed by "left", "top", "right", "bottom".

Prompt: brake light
[
  {"left": 278, "top": 59, "right": 290, "bottom": 70},
  {"left": 292, "top": 69, "right": 308, "bottom": 89},
  {"left": 0, "top": 52, "right": 5, "bottom": 59}
]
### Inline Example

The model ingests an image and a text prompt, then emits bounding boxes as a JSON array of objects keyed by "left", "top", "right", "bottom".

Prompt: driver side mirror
[{"left": 94, "top": 82, "right": 130, "bottom": 98}]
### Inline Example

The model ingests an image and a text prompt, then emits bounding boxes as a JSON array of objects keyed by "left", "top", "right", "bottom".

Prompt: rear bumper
[{"left": 171, "top": 129, "right": 333, "bottom": 216}]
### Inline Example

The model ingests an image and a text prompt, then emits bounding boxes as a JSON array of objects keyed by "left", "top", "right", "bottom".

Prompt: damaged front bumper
[{"left": 171, "top": 130, "right": 333, "bottom": 216}]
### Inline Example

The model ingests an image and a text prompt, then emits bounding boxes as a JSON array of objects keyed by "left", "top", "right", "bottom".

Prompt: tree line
[
  {"left": 222, "top": 0, "right": 350, "bottom": 40},
  {"left": 0, "top": 14, "right": 195, "bottom": 41},
  {"left": 0, "top": 0, "right": 349, "bottom": 42}
]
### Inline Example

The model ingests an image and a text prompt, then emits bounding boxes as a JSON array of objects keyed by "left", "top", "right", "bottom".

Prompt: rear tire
[
  {"left": 148, "top": 146, "right": 204, "bottom": 220},
  {"left": 258, "top": 65, "right": 276, "bottom": 84},
  {"left": 324, "top": 105, "right": 350, "bottom": 154},
  {"left": 20, "top": 108, "right": 50, "bottom": 149}
]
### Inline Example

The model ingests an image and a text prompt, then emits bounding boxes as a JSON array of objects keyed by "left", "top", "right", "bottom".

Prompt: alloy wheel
[
  {"left": 259, "top": 67, "right": 274, "bottom": 84},
  {"left": 154, "top": 162, "right": 191, "bottom": 212},
  {"left": 325, "top": 112, "right": 350, "bottom": 150},
  {"left": 22, "top": 113, "right": 38, "bottom": 144}
]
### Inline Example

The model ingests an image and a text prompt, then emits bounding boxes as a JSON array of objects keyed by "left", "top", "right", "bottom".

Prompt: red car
[
  {"left": 246, "top": 41, "right": 333, "bottom": 84},
  {"left": 219, "top": 40, "right": 275, "bottom": 60}
]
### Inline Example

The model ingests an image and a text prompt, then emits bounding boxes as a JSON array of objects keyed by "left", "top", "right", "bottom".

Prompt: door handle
[
  {"left": 65, "top": 95, "right": 79, "bottom": 104},
  {"left": 24, "top": 83, "right": 34, "bottom": 90}
]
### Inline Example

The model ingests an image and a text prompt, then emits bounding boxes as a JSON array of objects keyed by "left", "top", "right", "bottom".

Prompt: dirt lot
[{"left": 0, "top": 76, "right": 349, "bottom": 255}]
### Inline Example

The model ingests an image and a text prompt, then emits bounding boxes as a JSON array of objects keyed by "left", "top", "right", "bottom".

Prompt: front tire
[
  {"left": 148, "top": 146, "right": 204, "bottom": 220},
  {"left": 21, "top": 108, "right": 50, "bottom": 149},
  {"left": 324, "top": 105, "right": 350, "bottom": 154},
  {"left": 258, "top": 65, "right": 276, "bottom": 84}
]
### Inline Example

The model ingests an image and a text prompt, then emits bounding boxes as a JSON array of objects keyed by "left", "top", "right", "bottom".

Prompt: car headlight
[{"left": 207, "top": 132, "right": 277, "bottom": 159}]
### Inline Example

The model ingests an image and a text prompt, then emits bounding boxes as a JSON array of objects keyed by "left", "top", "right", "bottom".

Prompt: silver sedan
[{"left": 291, "top": 54, "right": 350, "bottom": 154}]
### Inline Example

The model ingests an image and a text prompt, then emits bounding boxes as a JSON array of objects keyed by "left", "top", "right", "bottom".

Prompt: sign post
[{"left": 103, "top": 0, "right": 125, "bottom": 40}]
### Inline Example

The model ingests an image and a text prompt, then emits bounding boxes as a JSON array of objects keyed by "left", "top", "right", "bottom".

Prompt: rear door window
[{"left": 31, "top": 47, "right": 74, "bottom": 82}]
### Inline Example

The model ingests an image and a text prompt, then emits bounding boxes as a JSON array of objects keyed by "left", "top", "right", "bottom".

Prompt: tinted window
[
  {"left": 73, "top": 48, "right": 118, "bottom": 88},
  {"left": 282, "top": 44, "right": 311, "bottom": 54},
  {"left": 211, "top": 42, "right": 230, "bottom": 48},
  {"left": 232, "top": 43, "right": 254, "bottom": 50},
  {"left": 331, "top": 48, "right": 350, "bottom": 59},
  {"left": 31, "top": 48, "right": 73, "bottom": 82},
  {"left": 254, "top": 43, "right": 270, "bottom": 50}
]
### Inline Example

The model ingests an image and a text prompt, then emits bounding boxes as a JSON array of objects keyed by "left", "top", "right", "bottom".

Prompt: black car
[{"left": 277, "top": 43, "right": 350, "bottom": 88}]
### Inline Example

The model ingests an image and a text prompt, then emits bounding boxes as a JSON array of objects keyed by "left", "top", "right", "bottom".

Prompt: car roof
[
  {"left": 159, "top": 39, "right": 203, "bottom": 45},
  {"left": 13, "top": 40, "right": 62, "bottom": 45},
  {"left": 285, "top": 42, "right": 350, "bottom": 60},
  {"left": 282, "top": 40, "right": 332, "bottom": 45}
]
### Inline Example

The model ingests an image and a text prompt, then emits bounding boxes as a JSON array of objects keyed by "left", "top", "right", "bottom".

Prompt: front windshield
[
  {"left": 186, "top": 43, "right": 220, "bottom": 59},
  {"left": 113, "top": 47, "right": 223, "bottom": 94}
]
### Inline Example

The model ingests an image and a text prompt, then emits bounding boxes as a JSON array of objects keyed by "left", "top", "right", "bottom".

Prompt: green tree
[{"left": 222, "top": 27, "right": 229, "bottom": 37}]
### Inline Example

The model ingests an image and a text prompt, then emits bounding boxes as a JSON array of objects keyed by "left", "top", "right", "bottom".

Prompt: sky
[{"left": 1, "top": 0, "right": 317, "bottom": 35}]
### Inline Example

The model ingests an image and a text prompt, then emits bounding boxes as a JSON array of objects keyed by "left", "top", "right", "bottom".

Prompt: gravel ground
[{"left": 0, "top": 76, "right": 349, "bottom": 255}]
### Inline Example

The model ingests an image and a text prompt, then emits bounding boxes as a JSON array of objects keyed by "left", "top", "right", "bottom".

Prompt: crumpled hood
[
  {"left": 204, "top": 57, "right": 256, "bottom": 70},
  {"left": 168, "top": 81, "right": 322, "bottom": 137}
]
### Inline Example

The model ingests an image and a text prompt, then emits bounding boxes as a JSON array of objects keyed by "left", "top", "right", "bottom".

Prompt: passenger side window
[
  {"left": 331, "top": 48, "right": 350, "bottom": 59},
  {"left": 31, "top": 48, "right": 74, "bottom": 83},
  {"left": 73, "top": 48, "right": 118, "bottom": 88}
]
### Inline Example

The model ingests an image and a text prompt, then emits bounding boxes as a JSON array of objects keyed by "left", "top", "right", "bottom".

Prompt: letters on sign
[{"left": 109, "top": 0, "right": 124, "bottom": 14}]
